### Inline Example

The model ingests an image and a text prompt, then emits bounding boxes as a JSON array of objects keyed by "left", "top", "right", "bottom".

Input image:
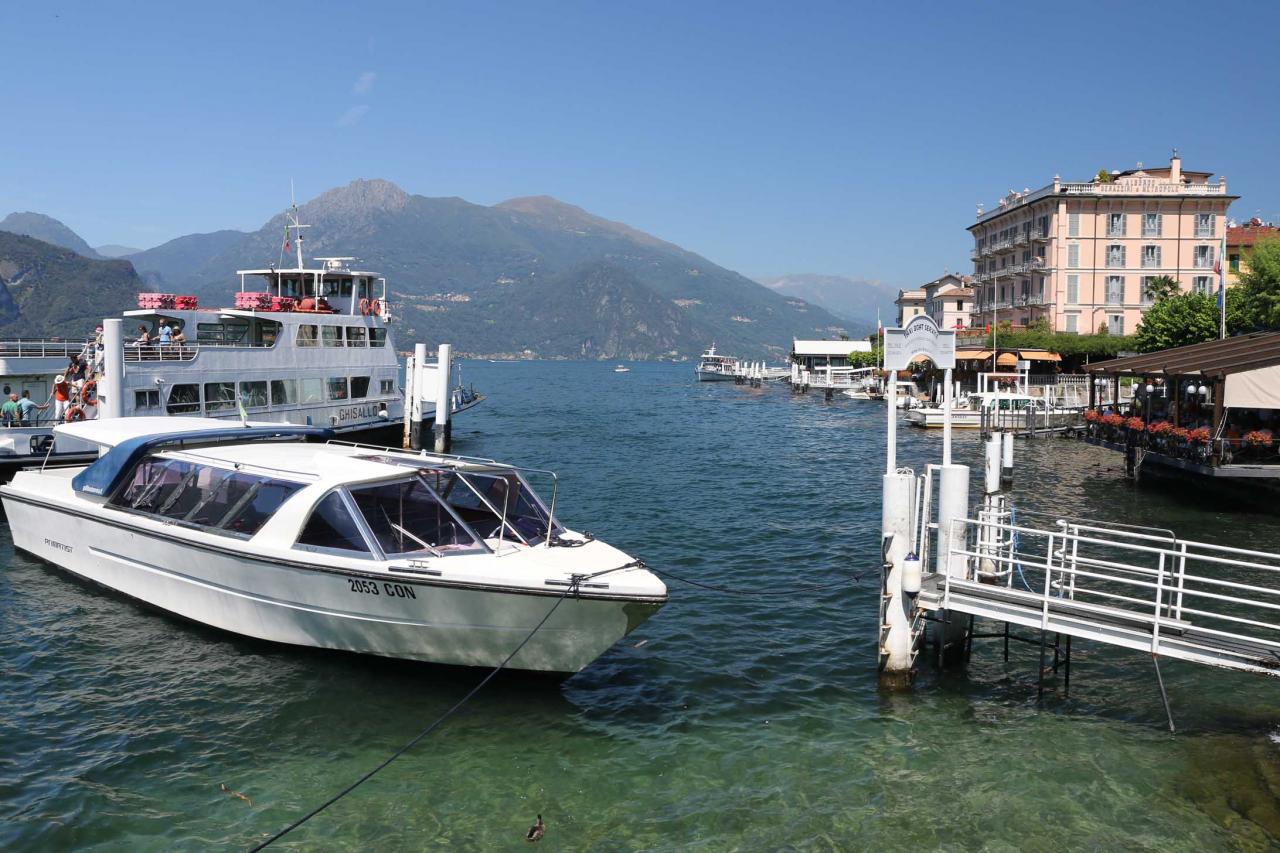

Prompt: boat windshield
[
  {"left": 347, "top": 476, "right": 485, "bottom": 557},
  {"left": 423, "top": 468, "right": 561, "bottom": 546}
]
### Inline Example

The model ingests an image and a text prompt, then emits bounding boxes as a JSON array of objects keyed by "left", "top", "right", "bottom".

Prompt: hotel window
[
  {"left": 1193, "top": 276, "right": 1213, "bottom": 295},
  {"left": 1108, "top": 314, "right": 1125, "bottom": 336},
  {"left": 1037, "top": 215, "right": 1049, "bottom": 238},
  {"left": 1140, "top": 276, "right": 1156, "bottom": 305},
  {"left": 1106, "top": 245, "right": 1126, "bottom": 268},
  {"left": 1068, "top": 213, "right": 1080, "bottom": 237},
  {"left": 1067, "top": 243, "right": 1080, "bottom": 268},
  {"left": 1230, "top": 254, "right": 1241, "bottom": 272},
  {"left": 1194, "top": 245, "right": 1215, "bottom": 268},
  {"left": 1195, "top": 213, "right": 1215, "bottom": 238},
  {"left": 1141, "top": 245, "right": 1161, "bottom": 268},
  {"left": 1065, "top": 313, "right": 1079, "bottom": 333},
  {"left": 1105, "top": 276, "right": 1125, "bottom": 305},
  {"left": 1066, "top": 274, "right": 1079, "bottom": 304},
  {"left": 1142, "top": 213, "right": 1162, "bottom": 237},
  {"left": 1107, "top": 213, "right": 1126, "bottom": 237}
]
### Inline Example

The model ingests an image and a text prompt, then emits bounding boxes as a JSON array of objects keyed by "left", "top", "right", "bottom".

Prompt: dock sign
[{"left": 884, "top": 315, "right": 956, "bottom": 370}]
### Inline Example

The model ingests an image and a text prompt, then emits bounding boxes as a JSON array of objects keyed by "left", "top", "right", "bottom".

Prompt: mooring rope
[
  {"left": 644, "top": 562, "right": 864, "bottom": 596},
  {"left": 248, "top": 576, "right": 586, "bottom": 851}
]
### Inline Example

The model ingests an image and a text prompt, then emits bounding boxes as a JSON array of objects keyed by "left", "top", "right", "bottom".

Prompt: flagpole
[{"left": 1219, "top": 226, "right": 1227, "bottom": 340}]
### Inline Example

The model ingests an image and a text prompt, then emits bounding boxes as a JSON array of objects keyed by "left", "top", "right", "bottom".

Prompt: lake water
[{"left": 3, "top": 361, "right": 1279, "bottom": 851}]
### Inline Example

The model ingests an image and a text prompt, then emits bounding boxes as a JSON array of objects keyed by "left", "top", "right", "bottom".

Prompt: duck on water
[{"left": 0, "top": 418, "right": 666, "bottom": 674}]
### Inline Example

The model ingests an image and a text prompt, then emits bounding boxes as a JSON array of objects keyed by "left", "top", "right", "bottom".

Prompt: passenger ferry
[
  {"left": 695, "top": 343, "right": 739, "bottom": 381},
  {"left": 0, "top": 418, "right": 667, "bottom": 674},
  {"left": 0, "top": 210, "right": 480, "bottom": 478}
]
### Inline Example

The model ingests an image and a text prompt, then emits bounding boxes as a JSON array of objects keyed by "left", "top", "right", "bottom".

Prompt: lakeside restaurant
[{"left": 1081, "top": 332, "right": 1280, "bottom": 483}]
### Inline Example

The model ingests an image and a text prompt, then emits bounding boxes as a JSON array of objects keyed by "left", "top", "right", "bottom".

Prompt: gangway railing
[{"left": 922, "top": 516, "right": 1280, "bottom": 677}]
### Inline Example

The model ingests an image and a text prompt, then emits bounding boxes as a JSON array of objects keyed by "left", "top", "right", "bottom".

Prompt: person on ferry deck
[
  {"left": 134, "top": 325, "right": 151, "bottom": 346},
  {"left": 1, "top": 394, "right": 19, "bottom": 427},
  {"left": 52, "top": 375, "right": 72, "bottom": 422},
  {"left": 17, "top": 390, "right": 48, "bottom": 426},
  {"left": 66, "top": 354, "right": 87, "bottom": 384},
  {"left": 92, "top": 325, "right": 105, "bottom": 375},
  {"left": 157, "top": 319, "right": 173, "bottom": 346},
  {"left": 171, "top": 325, "right": 187, "bottom": 346}
]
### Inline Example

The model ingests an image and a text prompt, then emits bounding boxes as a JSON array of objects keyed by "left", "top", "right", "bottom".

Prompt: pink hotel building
[{"left": 968, "top": 154, "right": 1236, "bottom": 335}]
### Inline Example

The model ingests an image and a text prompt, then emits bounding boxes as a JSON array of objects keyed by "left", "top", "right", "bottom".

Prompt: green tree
[
  {"left": 1142, "top": 275, "right": 1180, "bottom": 303},
  {"left": 1237, "top": 236, "right": 1280, "bottom": 328},
  {"left": 1134, "top": 288, "right": 1254, "bottom": 352},
  {"left": 1095, "top": 168, "right": 1114, "bottom": 183},
  {"left": 848, "top": 347, "right": 882, "bottom": 368}
]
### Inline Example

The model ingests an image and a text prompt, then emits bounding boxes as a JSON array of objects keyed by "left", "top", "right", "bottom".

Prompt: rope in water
[{"left": 248, "top": 576, "right": 586, "bottom": 851}]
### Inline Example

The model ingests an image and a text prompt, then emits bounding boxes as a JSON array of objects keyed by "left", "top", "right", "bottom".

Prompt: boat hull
[
  {"left": 2, "top": 493, "right": 661, "bottom": 674},
  {"left": 695, "top": 370, "right": 737, "bottom": 382}
]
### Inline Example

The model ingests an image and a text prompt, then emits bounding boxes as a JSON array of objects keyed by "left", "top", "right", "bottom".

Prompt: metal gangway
[{"left": 918, "top": 515, "right": 1280, "bottom": 679}]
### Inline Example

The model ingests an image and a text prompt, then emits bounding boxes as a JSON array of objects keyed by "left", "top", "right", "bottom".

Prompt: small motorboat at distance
[
  {"left": 614, "top": 365, "right": 630, "bottom": 373},
  {"left": 0, "top": 418, "right": 667, "bottom": 674}
]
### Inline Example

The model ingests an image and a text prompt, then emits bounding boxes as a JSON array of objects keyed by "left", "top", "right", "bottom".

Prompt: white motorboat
[
  {"left": 614, "top": 365, "right": 630, "bottom": 373},
  {"left": 695, "top": 343, "right": 738, "bottom": 381},
  {"left": 906, "top": 391, "right": 1076, "bottom": 429},
  {"left": 0, "top": 418, "right": 667, "bottom": 674}
]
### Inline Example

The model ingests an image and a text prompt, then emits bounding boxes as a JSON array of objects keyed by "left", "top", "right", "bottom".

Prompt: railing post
[
  {"left": 1174, "top": 542, "right": 1188, "bottom": 621},
  {"left": 1152, "top": 552, "right": 1167, "bottom": 655},
  {"left": 1041, "top": 532, "right": 1054, "bottom": 631}
]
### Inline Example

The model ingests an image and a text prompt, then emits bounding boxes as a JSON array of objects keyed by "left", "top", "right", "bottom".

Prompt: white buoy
[
  {"left": 101, "top": 319, "right": 124, "bottom": 419},
  {"left": 902, "top": 552, "right": 922, "bottom": 596}
]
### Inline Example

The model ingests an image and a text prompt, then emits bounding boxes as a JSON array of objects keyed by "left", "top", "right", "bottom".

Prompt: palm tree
[{"left": 1143, "top": 275, "right": 1180, "bottom": 303}]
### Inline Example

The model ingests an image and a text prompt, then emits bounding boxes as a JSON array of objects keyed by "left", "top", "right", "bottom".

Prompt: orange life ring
[
  {"left": 371, "top": 299, "right": 384, "bottom": 316},
  {"left": 359, "top": 298, "right": 371, "bottom": 316},
  {"left": 65, "top": 406, "right": 86, "bottom": 422},
  {"left": 80, "top": 380, "right": 97, "bottom": 405}
]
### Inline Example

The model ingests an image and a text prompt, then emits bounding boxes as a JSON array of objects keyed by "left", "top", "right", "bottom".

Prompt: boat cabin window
[
  {"left": 110, "top": 455, "right": 304, "bottom": 539},
  {"left": 379, "top": 379, "right": 395, "bottom": 395},
  {"left": 167, "top": 384, "right": 201, "bottom": 414},
  {"left": 348, "top": 478, "right": 483, "bottom": 556},
  {"left": 252, "top": 320, "right": 281, "bottom": 347},
  {"left": 297, "top": 325, "right": 319, "bottom": 347},
  {"left": 369, "top": 328, "right": 386, "bottom": 348},
  {"left": 204, "top": 382, "right": 237, "bottom": 412},
  {"left": 240, "top": 381, "right": 269, "bottom": 409},
  {"left": 321, "top": 326, "right": 343, "bottom": 348},
  {"left": 196, "top": 320, "right": 249, "bottom": 345},
  {"left": 135, "top": 390, "right": 160, "bottom": 411},
  {"left": 327, "top": 378, "right": 348, "bottom": 401},
  {"left": 346, "top": 326, "right": 367, "bottom": 347},
  {"left": 426, "top": 469, "right": 561, "bottom": 545},
  {"left": 350, "top": 377, "right": 370, "bottom": 399},
  {"left": 296, "top": 492, "right": 372, "bottom": 556},
  {"left": 299, "top": 378, "right": 325, "bottom": 404}
]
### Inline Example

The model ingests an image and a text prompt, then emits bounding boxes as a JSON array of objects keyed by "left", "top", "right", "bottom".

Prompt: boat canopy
[{"left": 70, "top": 424, "right": 334, "bottom": 497}]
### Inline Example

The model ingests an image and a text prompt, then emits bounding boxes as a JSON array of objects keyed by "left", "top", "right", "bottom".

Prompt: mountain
[
  {"left": 96, "top": 244, "right": 143, "bottom": 258},
  {"left": 129, "top": 179, "right": 849, "bottom": 358},
  {"left": 757, "top": 273, "right": 897, "bottom": 333},
  {"left": 0, "top": 212, "right": 101, "bottom": 259},
  {"left": 0, "top": 233, "right": 142, "bottom": 336}
]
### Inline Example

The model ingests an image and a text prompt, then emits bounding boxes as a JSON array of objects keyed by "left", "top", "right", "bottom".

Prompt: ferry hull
[
  {"left": 695, "top": 370, "right": 736, "bottom": 382},
  {"left": 2, "top": 493, "right": 662, "bottom": 674}
]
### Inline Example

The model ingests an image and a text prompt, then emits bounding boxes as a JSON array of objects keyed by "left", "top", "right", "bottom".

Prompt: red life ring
[
  {"left": 65, "top": 406, "right": 86, "bottom": 422},
  {"left": 80, "top": 380, "right": 97, "bottom": 405},
  {"left": 372, "top": 299, "right": 384, "bottom": 316},
  {"left": 359, "top": 298, "right": 371, "bottom": 316}
]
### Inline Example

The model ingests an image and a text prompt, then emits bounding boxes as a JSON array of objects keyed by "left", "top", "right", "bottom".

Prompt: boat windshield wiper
[{"left": 389, "top": 521, "right": 442, "bottom": 558}]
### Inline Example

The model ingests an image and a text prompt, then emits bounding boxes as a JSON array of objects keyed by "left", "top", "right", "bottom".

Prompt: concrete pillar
[
  {"left": 433, "top": 343, "right": 451, "bottom": 453},
  {"left": 942, "top": 367, "right": 954, "bottom": 465},
  {"left": 101, "top": 319, "right": 124, "bottom": 419},
  {"left": 410, "top": 342, "right": 427, "bottom": 450},
  {"left": 885, "top": 372, "right": 897, "bottom": 473}
]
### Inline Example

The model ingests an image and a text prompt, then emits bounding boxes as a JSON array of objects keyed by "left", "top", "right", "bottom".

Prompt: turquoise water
[{"left": 3, "top": 361, "right": 1280, "bottom": 851}]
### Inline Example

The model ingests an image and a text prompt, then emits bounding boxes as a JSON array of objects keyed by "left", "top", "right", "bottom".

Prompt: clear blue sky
[{"left": 3, "top": 0, "right": 1278, "bottom": 287}]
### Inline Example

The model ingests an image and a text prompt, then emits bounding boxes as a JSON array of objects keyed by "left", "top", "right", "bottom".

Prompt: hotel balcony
[
  {"left": 1028, "top": 257, "right": 1051, "bottom": 273},
  {"left": 1031, "top": 226, "right": 1050, "bottom": 241},
  {"left": 970, "top": 246, "right": 983, "bottom": 261},
  {"left": 1193, "top": 258, "right": 1216, "bottom": 269},
  {"left": 990, "top": 237, "right": 1015, "bottom": 253},
  {"left": 1014, "top": 232, "right": 1030, "bottom": 247}
]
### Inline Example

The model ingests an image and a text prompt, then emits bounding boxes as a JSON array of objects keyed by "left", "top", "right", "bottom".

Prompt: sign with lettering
[{"left": 883, "top": 315, "right": 956, "bottom": 370}]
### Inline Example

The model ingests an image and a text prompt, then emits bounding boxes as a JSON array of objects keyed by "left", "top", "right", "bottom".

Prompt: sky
[{"left": 2, "top": 0, "right": 1279, "bottom": 287}]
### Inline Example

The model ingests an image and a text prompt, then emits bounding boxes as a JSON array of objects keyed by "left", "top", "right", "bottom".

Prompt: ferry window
[
  {"left": 134, "top": 390, "right": 160, "bottom": 410},
  {"left": 350, "top": 377, "right": 370, "bottom": 398},
  {"left": 369, "top": 328, "right": 387, "bottom": 348},
  {"left": 346, "top": 326, "right": 367, "bottom": 347},
  {"left": 271, "top": 379, "right": 296, "bottom": 406},
  {"left": 297, "top": 492, "right": 371, "bottom": 555},
  {"left": 379, "top": 379, "right": 395, "bottom": 395},
  {"left": 298, "top": 378, "right": 325, "bottom": 404},
  {"left": 240, "top": 381, "right": 269, "bottom": 408},
  {"left": 167, "top": 384, "right": 201, "bottom": 415},
  {"left": 321, "top": 326, "right": 343, "bottom": 348},
  {"left": 254, "top": 321, "right": 280, "bottom": 347},
  {"left": 296, "top": 325, "right": 319, "bottom": 347},
  {"left": 339, "top": 277, "right": 354, "bottom": 296},
  {"left": 196, "top": 320, "right": 248, "bottom": 345},
  {"left": 280, "top": 277, "right": 301, "bottom": 297},
  {"left": 349, "top": 479, "right": 482, "bottom": 556},
  {"left": 327, "top": 377, "right": 348, "bottom": 401},
  {"left": 204, "top": 382, "right": 237, "bottom": 412}
]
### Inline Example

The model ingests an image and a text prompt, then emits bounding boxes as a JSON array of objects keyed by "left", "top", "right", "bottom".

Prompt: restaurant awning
[
  {"left": 956, "top": 349, "right": 993, "bottom": 360},
  {"left": 996, "top": 352, "right": 1019, "bottom": 368},
  {"left": 1018, "top": 349, "right": 1061, "bottom": 362},
  {"left": 1225, "top": 364, "right": 1280, "bottom": 409},
  {"left": 1084, "top": 332, "right": 1280, "bottom": 379}
]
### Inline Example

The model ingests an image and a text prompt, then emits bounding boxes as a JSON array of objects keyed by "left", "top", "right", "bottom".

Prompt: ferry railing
[
  {"left": 938, "top": 516, "right": 1280, "bottom": 673},
  {"left": 0, "top": 339, "right": 92, "bottom": 358}
]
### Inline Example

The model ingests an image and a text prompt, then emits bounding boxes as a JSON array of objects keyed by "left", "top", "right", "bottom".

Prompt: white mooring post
[
  {"left": 101, "top": 318, "right": 124, "bottom": 420},
  {"left": 410, "top": 342, "right": 427, "bottom": 450},
  {"left": 942, "top": 367, "right": 954, "bottom": 465},
  {"left": 433, "top": 343, "right": 452, "bottom": 453},
  {"left": 402, "top": 354, "right": 416, "bottom": 448}
]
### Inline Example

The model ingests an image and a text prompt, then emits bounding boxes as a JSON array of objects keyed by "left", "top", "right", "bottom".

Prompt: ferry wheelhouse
[{"left": 0, "top": 419, "right": 666, "bottom": 673}]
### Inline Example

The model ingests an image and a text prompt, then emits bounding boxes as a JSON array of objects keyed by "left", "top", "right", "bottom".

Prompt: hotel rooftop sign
[{"left": 884, "top": 315, "right": 956, "bottom": 370}]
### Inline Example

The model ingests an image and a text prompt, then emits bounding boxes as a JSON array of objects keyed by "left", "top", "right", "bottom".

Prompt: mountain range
[
  {"left": 0, "top": 181, "right": 855, "bottom": 358},
  {"left": 756, "top": 273, "right": 898, "bottom": 333}
]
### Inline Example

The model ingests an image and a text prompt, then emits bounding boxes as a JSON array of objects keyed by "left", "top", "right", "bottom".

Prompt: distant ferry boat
[
  {"left": 695, "top": 343, "right": 738, "bottom": 381},
  {"left": 0, "top": 208, "right": 480, "bottom": 478}
]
